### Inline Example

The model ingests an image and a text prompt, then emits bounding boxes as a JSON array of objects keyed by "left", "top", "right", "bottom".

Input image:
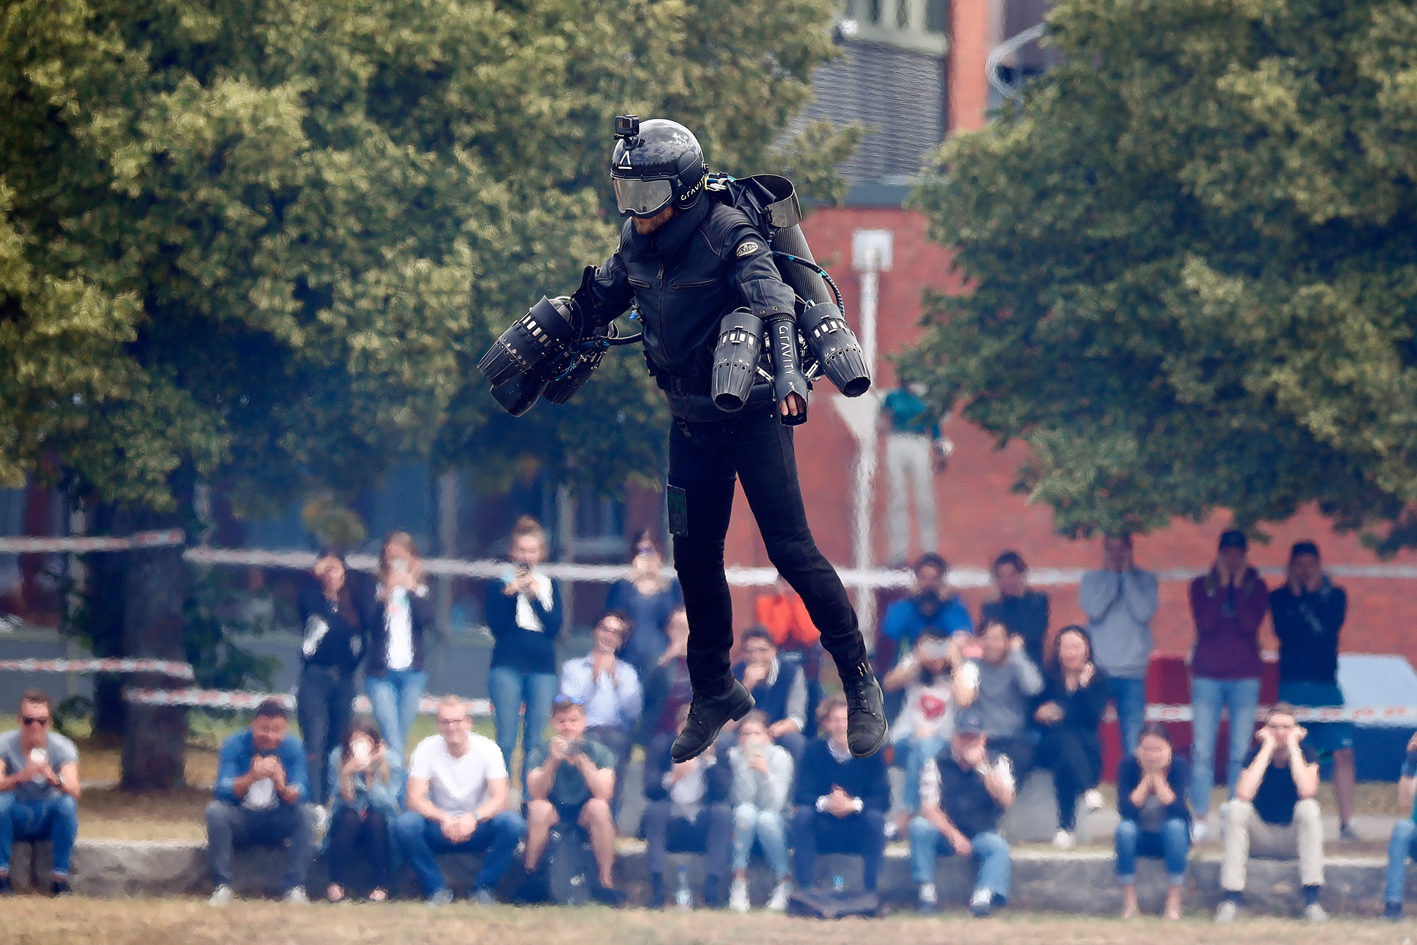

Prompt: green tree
[
  {"left": 907, "top": 0, "right": 1417, "bottom": 546},
  {"left": 0, "top": 0, "right": 852, "bottom": 788}
]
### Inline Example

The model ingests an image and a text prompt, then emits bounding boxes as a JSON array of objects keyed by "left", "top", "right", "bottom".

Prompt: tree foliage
[
  {"left": 0, "top": 0, "right": 853, "bottom": 516},
  {"left": 907, "top": 0, "right": 1417, "bottom": 548}
]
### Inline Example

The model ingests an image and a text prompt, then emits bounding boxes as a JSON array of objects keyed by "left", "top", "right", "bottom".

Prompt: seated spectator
[
  {"left": 966, "top": 619, "right": 1043, "bottom": 779},
  {"left": 1033, "top": 625, "right": 1110, "bottom": 848},
  {"left": 325, "top": 720, "right": 398, "bottom": 903},
  {"left": 1383, "top": 732, "right": 1417, "bottom": 920},
  {"left": 0, "top": 689, "right": 80, "bottom": 896},
  {"left": 727, "top": 711, "right": 794, "bottom": 912},
  {"left": 1215, "top": 703, "right": 1325, "bottom": 924},
  {"left": 521, "top": 695, "right": 624, "bottom": 906},
  {"left": 883, "top": 630, "right": 974, "bottom": 833},
  {"left": 392, "top": 696, "right": 525, "bottom": 905},
  {"left": 558, "top": 610, "right": 643, "bottom": 815},
  {"left": 1115, "top": 723, "right": 1191, "bottom": 919},
  {"left": 728, "top": 628, "right": 808, "bottom": 765},
  {"left": 642, "top": 705, "right": 732, "bottom": 909},
  {"left": 881, "top": 554, "right": 973, "bottom": 661},
  {"left": 638, "top": 607, "right": 692, "bottom": 745},
  {"left": 606, "top": 530, "right": 682, "bottom": 675},
  {"left": 980, "top": 551, "right": 1050, "bottom": 669},
  {"left": 206, "top": 697, "right": 314, "bottom": 906},
  {"left": 791, "top": 696, "right": 889, "bottom": 895},
  {"left": 909, "top": 706, "right": 1014, "bottom": 916}
]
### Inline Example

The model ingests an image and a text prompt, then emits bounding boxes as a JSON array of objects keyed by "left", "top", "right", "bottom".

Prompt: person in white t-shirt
[{"left": 391, "top": 696, "right": 526, "bottom": 905}]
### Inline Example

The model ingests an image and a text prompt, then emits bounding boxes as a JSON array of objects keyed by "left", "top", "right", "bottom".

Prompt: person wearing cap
[
  {"left": 909, "top": 705, "right": 1015, "bottom": 917},
  {"left": 1270, "top": 540, "right": 1355, "bottom": 839},
  {"left": 519, "top": 694, "right": 623, "bottom": 906},
  {"left": 1188, "top": 528, "right": 1269, "bottom": 838}
]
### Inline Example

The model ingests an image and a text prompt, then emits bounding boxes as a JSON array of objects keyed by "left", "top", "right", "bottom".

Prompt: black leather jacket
[{"left": 575, "top": 197, "right": 797, "bottom": 419}]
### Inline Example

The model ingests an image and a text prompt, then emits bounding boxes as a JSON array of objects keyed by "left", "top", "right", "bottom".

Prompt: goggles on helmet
[{"left": 613, "top": 176, "right": 675, "bottom": 218}]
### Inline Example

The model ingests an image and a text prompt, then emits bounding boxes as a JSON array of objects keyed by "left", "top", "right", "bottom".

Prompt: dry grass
[{"left": 4, "top": 897, "right": 1410, "bottom": 945}]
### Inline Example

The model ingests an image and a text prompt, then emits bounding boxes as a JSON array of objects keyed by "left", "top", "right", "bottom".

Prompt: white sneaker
[
  {"left": 1191, "top": 822, "right": 1209, "bottom": 843},
  {"left": 1214, "top": 900, "right": 1238, "bottom": 923},
  {"left": 1304, "top": 902, "right": 1328, "bottom": 923},
  {"left": 208, "top": 884, "right": 234, "bottom": 907},
  {"left": 1083, "top": 789, "right": 1104, "bottom": 811},
  {"left": 1052, "top": 829, "right": 1075, "bottom": 849},
  {"left": 728, "top": 878, "right": 750, "bottom": 913},
  {"left": 313, "top": 805, "right": 330, "bottom": 839},
  {"left": 766, "top": 880, "right": 791, "bottom": 912},
  {"left": 283, "top": 886, "right": 309, "bottom": 905}
]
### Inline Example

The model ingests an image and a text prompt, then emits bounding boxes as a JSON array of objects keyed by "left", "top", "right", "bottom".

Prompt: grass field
[{"left": 7, "top": 897, "right": 1413, "bottom": 945}]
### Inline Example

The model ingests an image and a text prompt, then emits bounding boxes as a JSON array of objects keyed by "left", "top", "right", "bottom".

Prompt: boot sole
[
  {"left": 848, "top": 721, "right": 889, "bottom": 758},
  {"left": 671, "top": 687, "right": 755, "bottom": 763}
]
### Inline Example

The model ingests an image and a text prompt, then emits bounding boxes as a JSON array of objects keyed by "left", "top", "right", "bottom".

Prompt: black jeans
[
  {"left": 641, "top": 799, "right": 732, "bottom": 880},
  {"left": 1036, "top": 729, "right": 1100, "bottom": 831},
  {"left": 328, "top": 807, "right": 391, "bottom": 891},
  {"left": 790, "top": 806, "right": 886, "bottom": 892},
  {"left": 668, "top": 403, "right": 867, "bottom": 696},
  {"left": 205, "top": 800, "right": 314, "bottom": 891},
  {"left": 297, "top": 663, "right": 356, "bottom": 806}
]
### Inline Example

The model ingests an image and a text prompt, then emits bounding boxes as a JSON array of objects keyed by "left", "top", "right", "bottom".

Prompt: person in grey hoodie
[
  {"left": 966, "top": 620, "right": 1044, "bottom": 779},
  {"left": 1079, "top": 534, "right": 1159, "bottom": 755},
  {"left": 727, "top": 711, "right": 794, "bottom": 912}
]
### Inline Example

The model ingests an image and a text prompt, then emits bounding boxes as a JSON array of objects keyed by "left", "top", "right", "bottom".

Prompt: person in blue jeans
[
  {"left": 0, "top": 689, "right": 80, "bottom": 896},
  {"left": 485, "top": 516, "right": 563, "bottom": 777},
  {"left": 909, "top": 707, "right": 1014, "bottom": 917},
  {"left": 1079, "top": 533, "right": 1158, "bottom": 757},
  {"left": 1383, "top": 733, "right": 1417, "bottom": 919},
  {"left": 364, "top": 531, "right": 434, "bottom": 793},
  {"left": 1187, "top": 529, "right": 1269, "bottom": 838},
  {"left": 393, "top": 696, "right": 526, "bottom": 905},
  {"left": 1115, "top": 722, "right": 1191, "bottom": 919}
]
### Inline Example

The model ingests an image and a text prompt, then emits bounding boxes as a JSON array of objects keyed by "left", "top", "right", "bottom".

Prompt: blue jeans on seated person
[
  {"left": 1385, "top": 818, "right": 1417, "bottom": 906},
  {"left": 1114, "top": 817, "right": 1189, "bottom": 886},
  {"left": 908, "top": 817, "right": 1011, "bottom": 901},
  {"left": 897, "top": 733, "right": 947, "bottom": 814},
  {"left": 0, "top": 793, "right": 78, "bottom": 876},
  {"left": 392, "top": 809, "right": 527, "bottom": 896},
  {"left": 732, "top": 803, "right": 790, "bottom": 878},
  {"left": 205, "top": 800, "right": 314, "bottom": 892}
]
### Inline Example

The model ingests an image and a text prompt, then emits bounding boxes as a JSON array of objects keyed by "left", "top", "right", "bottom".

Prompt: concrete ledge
[{"left": 10, "top": 838, "right": 1409, "bottom": 917}]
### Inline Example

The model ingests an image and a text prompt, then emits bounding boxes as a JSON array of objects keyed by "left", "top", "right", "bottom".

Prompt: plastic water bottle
[
  {"left": 832, "top": 874, "right": 844, "bottom": 893},
  {"left": 676, "top": 864, "right": 692, "bottom": 911}
]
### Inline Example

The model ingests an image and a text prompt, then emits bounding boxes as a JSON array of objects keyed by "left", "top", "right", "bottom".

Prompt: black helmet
[{"left": 609, "top": 116, "right": 708, "bottom": 218}]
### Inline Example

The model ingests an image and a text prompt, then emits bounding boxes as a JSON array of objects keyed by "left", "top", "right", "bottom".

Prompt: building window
[{"left": 926, "top": 0, "right": 947, "bottom": 34}]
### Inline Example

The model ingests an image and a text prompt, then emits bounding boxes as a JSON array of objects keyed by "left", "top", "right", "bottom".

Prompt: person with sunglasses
[{"left": 0, "top": 689, "right": 80, "bottom": 895}]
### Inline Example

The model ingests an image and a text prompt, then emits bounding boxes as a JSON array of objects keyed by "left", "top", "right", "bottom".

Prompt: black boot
[
  {"left": 671, "top": 680, "right": 755, "bottom": 763},
  {"left": 841, "top": 664, "right": 888, "bottom": 757}
]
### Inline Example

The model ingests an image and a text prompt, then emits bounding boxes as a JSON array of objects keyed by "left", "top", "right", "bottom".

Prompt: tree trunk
[
  {"left": 83, "top": 505, "right": 127, "bottom": 739},
  {"left": 115, "top": 507, "right": 189, "bottom": 792}
]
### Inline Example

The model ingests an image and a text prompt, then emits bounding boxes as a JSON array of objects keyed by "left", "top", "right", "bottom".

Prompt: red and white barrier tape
[
  {"left": 0, "top": 657, "right": 193, "bottom": 680},
  {"left": 0, "top": 530, "right": 185, "bottom": 553},
  {"left": 1139, "top": 702, "right": 1417, "bottom": 727},
  {"left": 120, "top": 687, "right": 491, "bottom": 716}
]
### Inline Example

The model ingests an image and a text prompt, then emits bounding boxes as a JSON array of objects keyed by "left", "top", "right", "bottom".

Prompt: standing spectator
[
  {"left": 727, "top": 712, "right": 794, "bottom": 912},
  {"left": 1079, "top": 533, "right": 1159, "bottom": 754},
  {"left": 881, "top": 554, "right": 973, "bottom": 657},
  {"left": 605, "top": 529, "right": 682, "bottom": 674},
  {"left": 297, "top": 549, "right": 367, "bottom": 809},
  {"left": 883, "top": 630, "right": 974, "bottom": 834},
  {"left": 641, "top": 705, "right": 733, "bottom": 910},
  {"left": 1189, "top": 529, "right": 1269, "bottom": 837},
  {"left": 1115, "top": 723, "right": 1191, "bottom": 919},
  {"left": 1033, "top": 626, "right": 1109, "bottom": 848},
  {"left": 909, "top": 707, "right": 1015, "bottom": 917},
  {"left": 730, "top": 628, "right": 808, "bottom": 765},
  {"left": 392, "top": 696, "right": 525, "bottom": 905},
  {"left": 0, "top": 690, "right": 80, "bottom": 896},
  {"left": 485, "top": 515, "right": 563, "bottom": 773},
  {"left": 639, "top": 607, "right": 692, "bottom": 743},
  {"left": 325, "top": 720, "right": 398, "bottom": 903},
  {"left": 980, "top": 551, "right": 1050, "bottom": 670},
  {"left": 521, "top": 696, "right": 624, "bottom": 906},
  {"left": 967, "top": 619, "right": 1044, "bottom": 779},
  {"left": 1270, "top": 540, "right": 1355, "bottom": 839},
  {"left": 1215, "top": 704, "right": 1325, "bottom": 924},
  {"left": 881, "top": 382, "right": 949, "bottom": 567},
  {"left": 558, "top": 610, "right": 643, "bottom": 816},
  {"left": 790, "top": 696, "right": 890, "bottom": 895},
  {"left": 1383, "top": 733, "right": 1417, "bottom": 919},
  {"left": 206, "top": 698, "right": 314, "bottom": 905},
  {"left": 364, "top": 531, "right": 434, "bottom": 789}
]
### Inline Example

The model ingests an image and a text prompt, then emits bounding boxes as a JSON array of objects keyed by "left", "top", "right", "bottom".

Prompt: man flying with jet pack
[{"left": 478, "top": 116, "right": 887, "bottom": 763}]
